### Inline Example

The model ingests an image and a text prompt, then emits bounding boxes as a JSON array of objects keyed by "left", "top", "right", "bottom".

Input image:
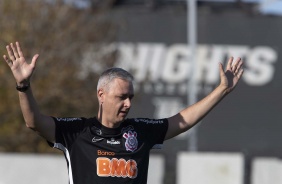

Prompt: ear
[{"left": 97, "top": 88, "right": 104, "bottom": 104}]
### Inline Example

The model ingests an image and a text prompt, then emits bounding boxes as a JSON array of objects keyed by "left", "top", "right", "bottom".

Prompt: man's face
[{"left": 100, "top": 78, "right": 134, "bottom": 126}]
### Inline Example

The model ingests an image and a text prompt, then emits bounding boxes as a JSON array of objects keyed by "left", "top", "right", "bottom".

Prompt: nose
[{"left": 124, "top": 98, "right": 131, "bottom": 108}]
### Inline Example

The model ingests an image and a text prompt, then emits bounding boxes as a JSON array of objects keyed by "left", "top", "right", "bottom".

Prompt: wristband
[{"left": 16, "top": 82, "right": 30, "bottom": 92}]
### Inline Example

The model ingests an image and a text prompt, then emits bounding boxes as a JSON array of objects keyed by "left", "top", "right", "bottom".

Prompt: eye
[
  {"left": 119, "top": 95, "right": 127, "bottom": 100},
  {"left": 129, "top": 95, "right": 134, "bottom": 100},
  {"left": 119, "top": 94, "right": 134, "bottom": 100}
]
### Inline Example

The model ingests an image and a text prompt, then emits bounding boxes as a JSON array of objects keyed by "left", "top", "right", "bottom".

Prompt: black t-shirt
[{"left": 49, "top": 117, "right": 168, "bottom": 184}]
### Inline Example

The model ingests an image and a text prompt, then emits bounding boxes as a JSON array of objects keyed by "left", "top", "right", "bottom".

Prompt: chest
[
  {"left": 69, "top": 126, "right": 151, "bottom": 159},
  {"left": 69, "top": 129, "right": 150, "bottom": 180}
]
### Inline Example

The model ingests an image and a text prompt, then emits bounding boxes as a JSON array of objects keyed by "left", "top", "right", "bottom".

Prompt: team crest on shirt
[{"left": 123, "top": 131, "right": 138, "bottom": 152}]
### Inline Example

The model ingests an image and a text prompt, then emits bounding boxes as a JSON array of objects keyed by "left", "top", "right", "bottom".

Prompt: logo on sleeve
[
  {"left": 123, "top": 131, "right": 138, "bottom": 152},
  {"left": 56, "top": 117, "right": 82, "bottom": 121}
]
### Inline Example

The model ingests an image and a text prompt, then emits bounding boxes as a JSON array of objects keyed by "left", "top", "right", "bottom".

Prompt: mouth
[{"left": 119, "top": 110, "right": 128, "bottom": 116}]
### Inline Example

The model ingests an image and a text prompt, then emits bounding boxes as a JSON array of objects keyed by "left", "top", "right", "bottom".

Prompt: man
[{"left": 3, "top": 42, "right": 243, "bottom": 184}]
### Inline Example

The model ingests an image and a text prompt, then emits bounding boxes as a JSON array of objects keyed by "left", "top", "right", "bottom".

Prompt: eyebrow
[{"left": 120, "top": 93, "right": 134, "bottom": 99}]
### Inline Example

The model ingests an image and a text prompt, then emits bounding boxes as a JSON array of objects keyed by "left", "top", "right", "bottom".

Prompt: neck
[{"left": 97, "top": 113, "right": 121, "bottom": 129}]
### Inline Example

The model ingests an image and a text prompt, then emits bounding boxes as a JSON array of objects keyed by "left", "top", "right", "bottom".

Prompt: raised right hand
[{"left": 3, "top": 42, "right": 39, "bottom": 86}]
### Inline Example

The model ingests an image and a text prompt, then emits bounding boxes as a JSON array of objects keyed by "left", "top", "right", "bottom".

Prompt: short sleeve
[
  {"left": 48, "top": 117, "right": 87, "bottom": 151},
  {"left": 132, "top": 118, "right": 168, "bottom": 149}
]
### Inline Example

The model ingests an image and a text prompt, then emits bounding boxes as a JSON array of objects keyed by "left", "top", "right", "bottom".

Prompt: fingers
[
  {"left": 4, "top": 42, "right": 18, "bottom": 67},
  {"left": 226, "top": 56, "right": 234, "bottom": 71},
  {"left": 226, "top": 57, "right": 241, "bottom": 69},
  {"left": 31, "top": 54, "right": 39, "bottom": 67},
  {"left": 4, "top": 42, "right": 39, "bottom": 68},
  {"left": 231, "top": 57, "right": 242, "bottom": 71},
  {"left": 3, "top": 55, "right": 13, "bottom": 67},
  {"left": 6, "top": 44, "right": 16, "bottom": 61},
  {"left": 226, "top": 57, "right": 243, "bottom": 76},
  {"left": 16, "top": 42, "right": 24, "bottom": 58},
  {"left": 236, "top": 67, "right": 244, "bottom": 79},
  {"left": 10, "top": 42, "right": 19, "bottom": 59},
  {"left": 231, "top": 58, "right": 243, "bottom": 79},
  {"left": 219, "top": 62, "right": 225, "bottom": 76},
  {"left": 5, "top": 42, "right": 23, "bottom": 60}
]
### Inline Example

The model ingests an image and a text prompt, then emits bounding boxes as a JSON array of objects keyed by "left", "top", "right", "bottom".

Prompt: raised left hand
[{"left": 219, "top": 57, "right": 244, "bottom": 94}]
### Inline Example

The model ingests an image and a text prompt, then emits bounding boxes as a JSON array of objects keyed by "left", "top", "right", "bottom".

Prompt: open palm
[
  {"left": 3, "top": 42, "right": 39, "bottom": 85},
  {"left": 219, "top": 57, "right": 244, "bottom": 94}
]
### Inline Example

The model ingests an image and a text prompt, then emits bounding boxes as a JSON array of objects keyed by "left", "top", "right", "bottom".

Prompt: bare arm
[
  {"left": 3, "top": 42, "right": 55, "bottom": 143},
  {"left": 165, "top": 57, "right": 244, "bottom": 140}
]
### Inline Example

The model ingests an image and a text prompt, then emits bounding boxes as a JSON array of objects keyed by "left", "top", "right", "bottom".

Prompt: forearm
[
  {"left": 18, "top": 87, "right": 45, "bottom": 129},
  {"left": 179, "top": 84, "right": 227, "bottom": 129},
  {"left": 166, "top": 58, "right": 243, "bottom": 140},
  {"left": 18, "top": 86, "right": 55, "bottom": 142}
]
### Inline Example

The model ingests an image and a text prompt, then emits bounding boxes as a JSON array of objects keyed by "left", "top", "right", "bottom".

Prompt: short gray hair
[{"left": 97, "top": 67, "right": 134, "bottom": 91}]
